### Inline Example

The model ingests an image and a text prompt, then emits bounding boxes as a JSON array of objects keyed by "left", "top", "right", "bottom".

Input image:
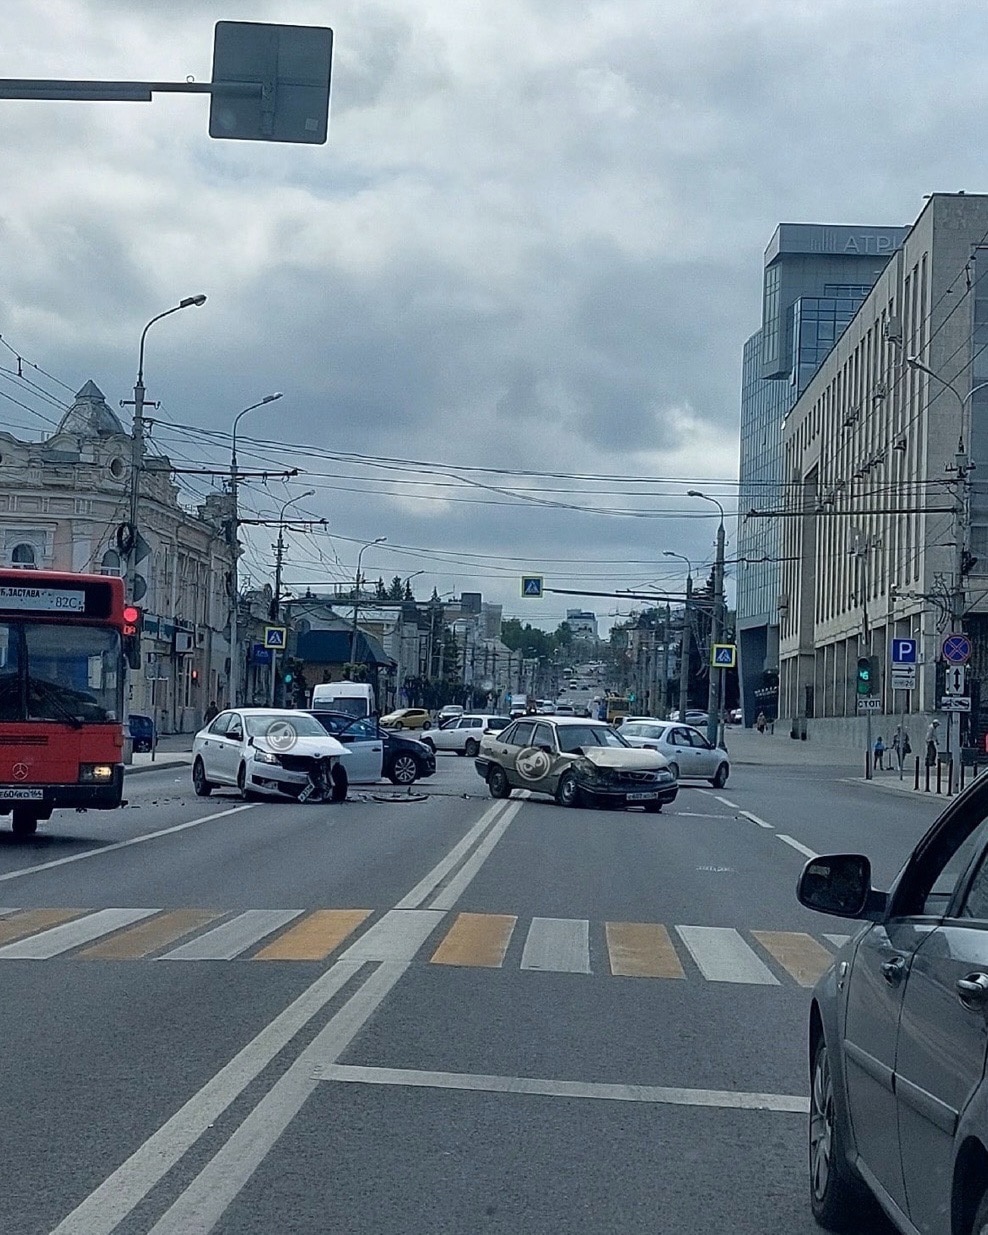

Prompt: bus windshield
[{"left": 0, "top": 622, "right": 122, "bottom": 724}]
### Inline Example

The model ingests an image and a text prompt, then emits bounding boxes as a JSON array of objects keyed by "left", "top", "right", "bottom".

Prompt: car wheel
[
  {"left": 710, "top": 763, "right": 729, "bottom": 789},
  {"left": 237, "top": 763, "right": 260, "bottom": 802},
  {"left": 422, "top": 737, "right": 435, "bottom": 752},
  {"left": 487, "top": 765, "right": 512, "bottom": 799},
  {"left": 809, "top": 1036, "right": 870, "bottom": 1230},
  {"left": 465, "top": 738, "right": 480, "bottom": 758},
  {"left": 388, "top": 754, "right": 419, "bottom": 786},
  {"left": 393, "top": 722, "right": 404, "bottom": 730},
  {"left": 667, "top": 762, "right": 679, "bottom": 780},
  {"left": 11, "top": 810, "right": 37, "bottom": 837},
  {"left": 192, "top": 757, "right": 213, "bottom": 797},
  {"left": 330, "top": 764, "right": 348, "bottom": 803},
  {"left": 555, "top": 772, "right": 581, "bottom": 808}
]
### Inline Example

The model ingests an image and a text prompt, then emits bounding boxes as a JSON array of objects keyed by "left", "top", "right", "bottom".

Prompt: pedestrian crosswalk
[{"left": 0, "top": 906, "right": 853, "bottom": 988}]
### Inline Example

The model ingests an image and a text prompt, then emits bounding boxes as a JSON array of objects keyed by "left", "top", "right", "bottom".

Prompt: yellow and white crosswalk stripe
[
  {"left": 254, "top": 909, "right": 371, "bottom": 961},
  {"left": 605, "top": 922, "right": 685, "bottom": 979},
  {"left": 430, "top": 912, "right": 517, "bottom": 968},
  {"left": 751, "top": 931, "right": 833, "bottom": 988},
  {"left": 81, "top": 909, "right": 224, "bottom": 960}
]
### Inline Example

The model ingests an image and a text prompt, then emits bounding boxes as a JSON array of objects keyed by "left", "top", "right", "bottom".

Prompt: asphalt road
[{"left": 0, "top": 749, "right": 947, "bottom": 1235}]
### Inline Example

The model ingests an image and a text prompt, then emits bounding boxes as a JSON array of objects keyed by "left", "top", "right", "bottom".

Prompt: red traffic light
[{"left": 122, "top": 605, "right": 141, "bottom": 636}]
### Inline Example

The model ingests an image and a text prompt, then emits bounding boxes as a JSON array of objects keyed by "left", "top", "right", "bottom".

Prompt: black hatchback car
[
  {"left": 796, "top": 773, "right": 988, "bottom": 1234},
  {"left": 307, "top": 712, "right": 435, "bottom": 786}
]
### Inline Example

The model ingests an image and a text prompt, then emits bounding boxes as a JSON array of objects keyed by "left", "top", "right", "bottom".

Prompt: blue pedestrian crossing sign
[
  {"left": 711, "top": 643, "right": 736, "bottom": 668},
  {"left": 521, "top": 575, "right": 544, "bottom": 598},
  {"left": 890, "top": 638, "right": 917, "bottom": 665},
  {"left": 264, "top": 625, "right": 287, "bottom": 650}
]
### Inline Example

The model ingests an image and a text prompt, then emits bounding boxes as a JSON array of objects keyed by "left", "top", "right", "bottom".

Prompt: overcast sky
[{"left": 0, "top": 0, "right": 983, "bottom": 632}]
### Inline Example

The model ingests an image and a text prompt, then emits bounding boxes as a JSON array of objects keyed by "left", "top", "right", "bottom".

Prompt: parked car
[
  {"left": 128, "top": 713, "right": 155, "bottom": 753},
  {"left": 618, "top": 720, "right": 730, "bottom": 787},
  {"left": 795, "top": 774, "right": 988, "bottom": 1234},
  {"left": 192, "top": 709, "right": 348, "bottom": 801},
  {"left": 379, "top": 708, "right": 432, "bottom": 731},
  {"left": 309, "top": 712, "right": 436, "bottom": 785},
  {"left": 423, "top": 714, "right": 512, "bottom": 758},
  {"left": 437, "top": 704, "right": 465, "bottom": 724},
  {"left": 475, "top": 716, "right": 677, "bottom": 811},
  {"left": 667, "top": 709, "right": 709, "bottom": 726}
]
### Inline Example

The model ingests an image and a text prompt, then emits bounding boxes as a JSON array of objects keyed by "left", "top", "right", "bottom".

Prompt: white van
[{"left": 310, "top": 682, "right": 376, "bottom": 718}]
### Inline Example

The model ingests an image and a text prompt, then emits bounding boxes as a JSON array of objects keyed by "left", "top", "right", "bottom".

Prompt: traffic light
[
  {"left": 856, "top": 656, "right": 873, "bottom": 696},
  {"left": 122, "top": 605, "right": 142, "bottom": 670}
]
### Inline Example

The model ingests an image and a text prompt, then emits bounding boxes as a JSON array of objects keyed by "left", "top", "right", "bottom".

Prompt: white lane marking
[
  {"left": 394, "top": 799, "right": 506, "bottom": 909},
  {"left": 739, "top": 810, "right": 774, "bottom": 829},
  {"left": 0, "top": 907, "right": 159, "bottom": 959},
  {"left": 429, "top": 800, "right": 522, "bottom": 910},
  {"left": 520, "top": 917, "right": 591, "bottom": 974},
  {"left": 339, "top": 909, "right": 445, "bottom": 963},
  {"left": 824, "top": 934, "right": 851, "bottom": 949},
  {"left": 0, "top": 804, "right": 255, "bottom": 884},
  {"left": 714, "top": 796, "right": 739, "bottom": 809},
  {"left": 777, "top": 834, "right": 818, "bottom": 859},
  {"left": 675, "top": 925, "right": 779, "bottom": 985},
  {"left": 47, "top": 959, "right": 367, "bottom": 1235},
  {"left": 673, "top": 812, "right": 729, "bottom": 819},
  {"left": 147, "top": 961, "right": 407, "bottom": 1235},
  {"left": 159, "top": 910, "right": 303, "bottom": 962},
  {"left": 321, "top": 1064, "right": 809, "bottom": 1114}
]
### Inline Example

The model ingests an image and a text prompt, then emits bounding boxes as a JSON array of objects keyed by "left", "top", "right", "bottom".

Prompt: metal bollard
[
  {"left": 937, "top": 760, "right": 943, "bottom": 795},
  {"left": 947, "top": 759, "right": 954, "bottom": 797},
  {"left": 915, "top": 757, "right": 920, "bottom": 791},
  {"left": 925, "top": 760, "right": 931, "bottom": 792},
  {"left": 961, "top": 761, "right": 967, "bottom": 792}
]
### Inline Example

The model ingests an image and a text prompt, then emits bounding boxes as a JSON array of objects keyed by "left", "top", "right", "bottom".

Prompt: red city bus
[{"left": 0, "top": 568, "right": 130, "bottom": 835}]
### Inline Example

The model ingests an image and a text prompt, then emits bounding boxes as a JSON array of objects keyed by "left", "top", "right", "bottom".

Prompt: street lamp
[
  {"left": 228, "top": 392, "right": 284, "bottom": 708},
  {"left": 687, "top": 491, "right": 727, "bottom": 746},
  {"left": 664, "top": 550, "right": 694, "bottom": 723},
  {"left": 350, "top": 537, "right": 387, "bottom": 668},
  {"left": 269, "top": 489, "right": 315, "bottom": 705},
  {"left": 126, "top": 294, "right": 207, "bottom": 606}
]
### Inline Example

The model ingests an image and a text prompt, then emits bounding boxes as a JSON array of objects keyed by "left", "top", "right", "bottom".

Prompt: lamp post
[
  {"left": 350, "top": 537, "right": 387, "bottom": 670},
  {"left": 270, "top": 488, "right": 315, "bottom": 705},
  {"left": 687, "top": 491, "right": 726, "bottom": 746},
  {"left": 125, "top": 295, "right": 207, "bottom": 606},
  {"left": 228, "top": 392, "right": 283, "bottom": 708},
  {"left": 664, "top": 550, "right": 694, "bottom": 723}
]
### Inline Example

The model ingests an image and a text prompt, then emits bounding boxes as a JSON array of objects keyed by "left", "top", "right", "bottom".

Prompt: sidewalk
[
  {"left": 724, "top": 726, "right": 863, "bottom": 769},
  {"left": 126, "top": 733, "right": 194, "bottom": 776}
]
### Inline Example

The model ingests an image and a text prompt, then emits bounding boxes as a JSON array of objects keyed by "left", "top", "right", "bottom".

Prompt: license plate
[
  {"left": 627, "top": 791, "right": 658, "bottom": 802},
  {"left": 0, "top": 787, "right": 44, "bottom": 800}
]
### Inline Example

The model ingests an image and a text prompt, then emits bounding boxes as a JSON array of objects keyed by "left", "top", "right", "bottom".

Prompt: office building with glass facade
[{"left": 737, "top": 223, "right": 908, "bottom": 725}]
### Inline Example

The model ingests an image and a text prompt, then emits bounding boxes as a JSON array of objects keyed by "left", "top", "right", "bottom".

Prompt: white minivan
[{"left": 310, "top": 682, "right": 376, "bottom": 718}]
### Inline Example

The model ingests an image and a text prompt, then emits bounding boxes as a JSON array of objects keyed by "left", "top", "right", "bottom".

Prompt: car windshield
[
  {"left": 621, "top": 723, "right": 665, "bottom": 740},
  {"left": 557, "top": 725, "right": 629, "bottom": 753},
  {"left": 0, "top": 621, "right": 121, "bottom": 724},
  {"left": 244, "top": 714, "right": 329, "bottom": 739}
]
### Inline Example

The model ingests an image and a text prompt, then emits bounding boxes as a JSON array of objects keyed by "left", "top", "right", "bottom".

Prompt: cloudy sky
[{"left": 0, "top": 0, "right": 982, "bottom": 630}]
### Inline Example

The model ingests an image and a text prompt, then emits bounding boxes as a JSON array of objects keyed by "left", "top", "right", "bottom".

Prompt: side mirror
[
  {"left": 797, "top": 854, "right": 877, "bottom": 919},
  {"left": 538, "top": 744, "right": 553, "bottom": 754}
]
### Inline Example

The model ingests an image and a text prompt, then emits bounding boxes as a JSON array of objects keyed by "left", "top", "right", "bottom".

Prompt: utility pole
[
  {"left": 662, "top": 605, "right": 671, "bottom": 718},
  {"left": 664, "top": 552, "right": 693, "bottom": 724},
  {"left": 687, "top": 492, "right": 727, "bottom": 747}
]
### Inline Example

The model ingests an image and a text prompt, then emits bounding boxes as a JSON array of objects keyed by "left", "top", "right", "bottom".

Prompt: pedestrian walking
[
  {"left": 204, "top": 700, "right": 219, "bottom": 723},
  {"left": 755, "top": 711, "right": 767, "bottom": 733},
  {"left": 925, "top": 719, "right": 940, "bottom": 767},
  {"left": 873, "top": 735, "right": 885, "bottom": 770}
]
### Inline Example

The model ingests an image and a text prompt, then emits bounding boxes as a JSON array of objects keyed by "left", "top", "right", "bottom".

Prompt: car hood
[
  {"left": 578, "top": 747, "right": 669, "bottom": 770},
  {"left": 252, "top": 735, "right": 348, "bottom": 758}
]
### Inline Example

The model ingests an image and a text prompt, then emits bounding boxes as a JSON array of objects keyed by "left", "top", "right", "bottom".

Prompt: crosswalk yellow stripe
[
  {"left": 0, "top": 908, "right": 86, "bottom": 945},
  {"left": 605, "top": 922, "right": 685, "bottom": 978},
  {"left": 752, "top": 931, "right": 833, "bottom": 987},
  {"left": 80, "top": 909, "right": 224, "bottom": 959},
  {"left": 253, "top": 909, "right": 371, "bottom": 961},
  {"left": 430, "top": 912, "right": 517, "bottom": 968}
]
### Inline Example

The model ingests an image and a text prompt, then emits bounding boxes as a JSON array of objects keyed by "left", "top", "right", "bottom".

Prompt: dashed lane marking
[
  {"left": 776, "top": 835, "right": 818, "bottom": 860},
  {"left": 739, "top": 810, "right": 774, "bottom": 829}
]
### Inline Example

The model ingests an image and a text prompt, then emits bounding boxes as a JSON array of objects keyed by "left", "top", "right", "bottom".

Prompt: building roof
[
  {"left": 54, "top": 380, "right": 126, "bottom": 438},
  {"left": 297, "top": 629, "right": 395, "bottom": 667}
]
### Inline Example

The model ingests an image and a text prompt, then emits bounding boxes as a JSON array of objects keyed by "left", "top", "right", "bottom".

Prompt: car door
[
  {"left": 666, "top": 727, "right": 697, "bottom": 776},
  {"left": 432, "top": 718, "right": 462, "bottom": 752},
  {"left": 892, "top": 813, "right": 988, "bottom": 1235},
  {"left": 498, "top": 720, "right": 536, "bottom": 787},
  {"left": 336, "top": 717, "right": 385, "bottom": 784},
  {"left": 687, "top": 728, "right": 718, "bottom": 777},
  {"left": 212, "top": 712, "right": 244, "bottom": 784},
  {"left": 522, "top": 721, "right": 561, "bottom": 794},
  {"left": 842, "top": 803, "right": 988, "bottom": 1222},
  {"left": 198, "top": 712, "right": 232, "bottom": 780}
]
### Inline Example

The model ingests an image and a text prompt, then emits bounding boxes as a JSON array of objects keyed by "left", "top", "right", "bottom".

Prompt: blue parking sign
[{"left": 890, "top": 638, "right": 917, "bottom": 665}]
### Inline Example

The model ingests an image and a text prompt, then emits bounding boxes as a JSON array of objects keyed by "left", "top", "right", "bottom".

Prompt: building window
[
  {"left": 11, "top": 543, "right": 36, "bottom": 567},
  {"left": 101, "top": 548, "right": 122, "bottom": 575}
]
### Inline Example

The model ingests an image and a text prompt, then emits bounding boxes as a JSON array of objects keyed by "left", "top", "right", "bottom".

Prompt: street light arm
[
  {"left": 231, "top": 392, "right": 283, "bottom": 467},
  {"left": 137, "top": 295, "right": 207, "bottom": 384}
]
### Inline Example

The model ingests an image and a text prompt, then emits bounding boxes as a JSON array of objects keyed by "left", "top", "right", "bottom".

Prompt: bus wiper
[{"left": 28, "top": 679, "right": 84, "bottom": 729}]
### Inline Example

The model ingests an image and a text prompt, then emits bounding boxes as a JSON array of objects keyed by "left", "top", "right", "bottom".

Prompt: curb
[
  {"left": 840, "top": 776, "right": 948, "bottom": 801},
  {"left": 124, "top": 758, "right": 193, "bottom": 777}
]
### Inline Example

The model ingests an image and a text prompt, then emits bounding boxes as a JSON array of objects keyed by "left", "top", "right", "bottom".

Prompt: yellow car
[{"left": 379, "top": 708, "right": 432, "bottom": 731}]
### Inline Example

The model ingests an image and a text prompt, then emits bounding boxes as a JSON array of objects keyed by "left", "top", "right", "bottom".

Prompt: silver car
[
  {"left": 192, "top": 708, "right": 348, "bottom": 802},
  {"left": 796, "top": 775, "right": 988, "bottom": 1234},
  {"left": 619, "top": 720, "right": 730, "bottom": 787}
]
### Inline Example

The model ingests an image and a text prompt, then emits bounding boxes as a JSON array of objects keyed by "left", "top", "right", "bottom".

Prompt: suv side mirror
[{"left": 797, "top": 854, "right": 880, "bottom": 919}]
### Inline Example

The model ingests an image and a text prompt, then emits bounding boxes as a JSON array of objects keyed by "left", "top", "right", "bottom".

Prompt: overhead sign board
[
  {"left": 521, "top": 575, "right": 544, "bottom": 598},
  {"left": 942, "top": 633, "right": 972, "bottom": 665},
  {"left": 263, "top": 625, "right": 287, "bottom": 650},
  {"left": 711, "top": 644, "right": 737, "bottom": 668},
  {"left": 891, "top": 666, "right": 916, "bottom": 691},
  {"left": 945, "top": 665, "right": 966, "bottom": 696},
  {"left": 857, "top": 698, "right": 882, "bottom": 712},
  {"left": 890, "top": 638, "right": 917, "bottom": 665},
  {"left": 941, "top": 696, "right": 972, "bottom": 712}
]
